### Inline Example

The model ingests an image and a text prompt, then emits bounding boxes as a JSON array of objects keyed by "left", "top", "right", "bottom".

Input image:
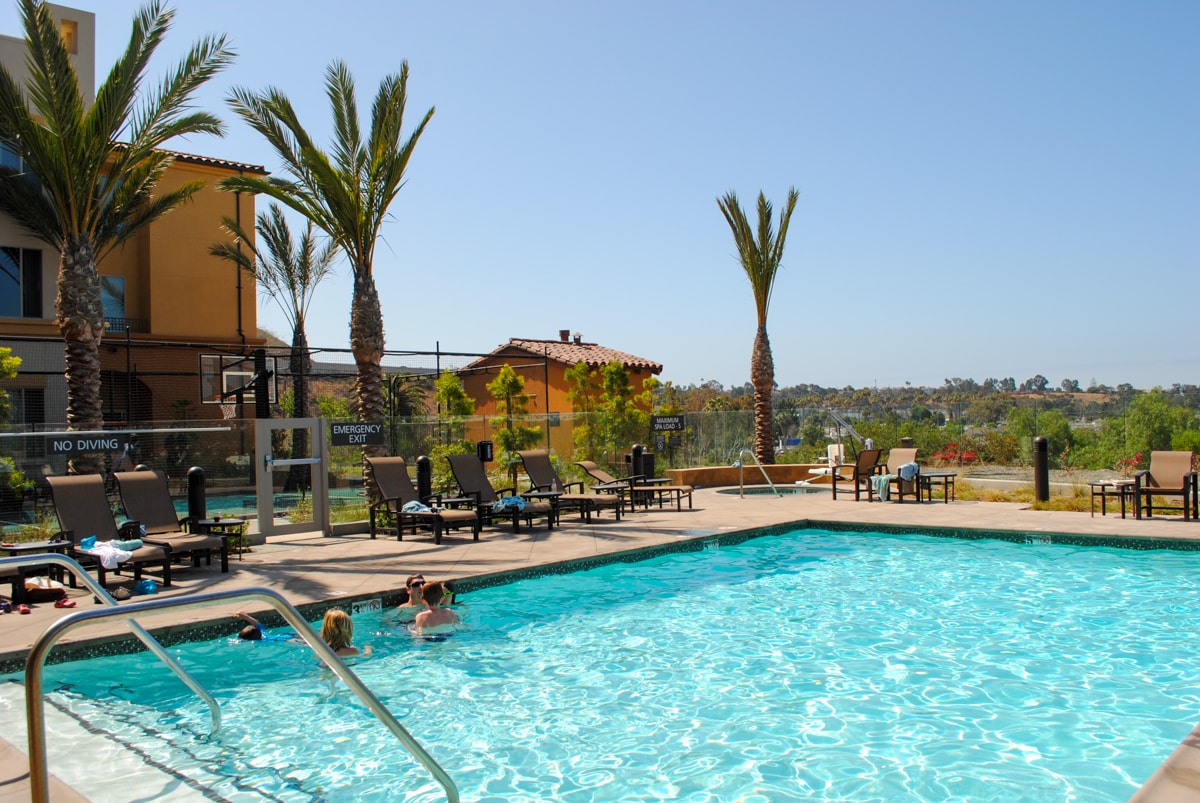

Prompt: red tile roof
[
  {"left": 160, "top": 147, "right": 268, "bottom": 175},
  {"left": 467, "top": 337, "right": 662, "bottom": 374}
]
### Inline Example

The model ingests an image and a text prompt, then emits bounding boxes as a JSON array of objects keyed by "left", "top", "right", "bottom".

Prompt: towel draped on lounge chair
[
  {"left": 872, "top": 474, "right": 896, "bottom": 501},
  {"left": 898, "top": 462, "right": 919, "bottom": 481},
  {"left": 401, "top": 500, "right": 433, "bottom": 513},
  {"left": 492, "top": 495, "right": 526, "bottom": 512}
]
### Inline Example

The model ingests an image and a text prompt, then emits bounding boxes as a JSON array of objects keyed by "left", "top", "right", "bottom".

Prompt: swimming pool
[{"left": 11, "top": 528, "right": 1200, "bottom": 801}]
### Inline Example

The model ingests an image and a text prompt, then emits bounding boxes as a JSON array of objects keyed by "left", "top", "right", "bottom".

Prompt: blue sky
[{"left": 4, "top": 1, "right": 1197, "bottom": 390}]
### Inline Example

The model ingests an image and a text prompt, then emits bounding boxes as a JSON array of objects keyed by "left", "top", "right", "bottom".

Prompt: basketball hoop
[{"left": 216, "top": 395, "right": 237, "bottom": 420}]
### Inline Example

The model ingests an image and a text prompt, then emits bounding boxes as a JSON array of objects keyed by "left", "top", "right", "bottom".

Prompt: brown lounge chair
[
  {"left": 365, "top": 456, "right": 480, "bottom": 543},
  {"left": 114, "top": 470, "right": 229, "bottom": 572},
  {"left": 831, "top": 448, "right": 883, "bottom": 501},
  {"left": 575, "top": 460, "right": 694, "bottom": 511},
  {"left": 879, "top": 448, "right": 919, "bottom": 502},
  {"left": 517, "top": 450, "right": 622, "bottom": 522},
  {"left": 1134, "top": 451, "right": 1197, "bottom": 520},
  {"left": 445, "top": 453, "right": 555, "bottom": 533},
  {"left": 45, "top": 474, "right": 172, "bottom": 587}
]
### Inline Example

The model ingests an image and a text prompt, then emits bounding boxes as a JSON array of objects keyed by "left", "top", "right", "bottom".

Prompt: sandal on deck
[
  {"left": 54, "top": 598, "right": 77, "bottom": 609},
  {"left": 17, "top": 604, "right": 31, "bottom": 614}
]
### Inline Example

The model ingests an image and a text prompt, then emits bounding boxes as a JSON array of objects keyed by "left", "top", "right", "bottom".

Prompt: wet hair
[
  {"left": 239, "top": 624, "right": 262, "bottom": 641},
  {"left": 321, "top": 608, "right": 354, "bottom": 650},
  {"left": 421, "top": 581, "right": 446, "bottom": 606}
]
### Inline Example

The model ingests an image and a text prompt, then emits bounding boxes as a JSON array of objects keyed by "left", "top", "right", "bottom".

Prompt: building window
[
  {"left": 59, "top": 19, "right": 78, "bottom": 54},
  {"left": 100, "top": 275, "right": 126, "bottom": 318},
  {"left": 0, "top": 247, "right": 42, "bottom": 318}
]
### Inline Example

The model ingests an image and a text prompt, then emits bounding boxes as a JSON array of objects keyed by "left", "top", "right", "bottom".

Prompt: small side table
[
  {"left": 918, "top": 471, "right": 957, "bottom": 503},
  {"left": 520, "top": 490, "right": 562, "bottom": 525},
  {"left": 0, "top": 539, "right": 71, "bottom": 594},
  {"left": 195, "top": 518, "right": 247, "bottom": 561},
  {"left": 1089, "top": 481, "right": 1134, "bottom": 518}
]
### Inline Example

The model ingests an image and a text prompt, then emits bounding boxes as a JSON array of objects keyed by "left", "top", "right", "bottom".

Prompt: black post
[
  {"left": 631, "top": 443, "right": 644, "bottom": 480},
  {"left": 125, "top": 325, "right": 132, "bottom": 423},
  {"left": 254, "top": 348, "right": 270, "bottom": 419},
  {"left": 416, "top": 455, "right": 432, "bottom": 502},
  {"left": 1033, "top": 436, "right": 1049, "bottom": 502},
  {"left": 187, "top": 466, "right": 206, "bottom": 521}
]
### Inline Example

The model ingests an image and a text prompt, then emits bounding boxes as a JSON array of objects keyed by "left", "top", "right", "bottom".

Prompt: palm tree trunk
[
  {"left": 751, "top": 325, "right": 775, "bottom": 465},
  {"left": 57, "top": 235, "right": 105, "bottom": 474},
  {"left": 350, "top": 269, "right": 386, "bottom": 498},
  {"left": 284, "top": 327, "right": 312, "bottom": 493}
]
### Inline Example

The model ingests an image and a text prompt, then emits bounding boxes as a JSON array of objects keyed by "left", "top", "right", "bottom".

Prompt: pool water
[{"left": 17, "top": 529, "right": 1200, "bottom": 801}]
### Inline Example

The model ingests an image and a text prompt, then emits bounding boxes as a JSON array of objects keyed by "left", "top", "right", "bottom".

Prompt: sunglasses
[{"left": 409, "top": 579, "right": 425, "bottom": 588}]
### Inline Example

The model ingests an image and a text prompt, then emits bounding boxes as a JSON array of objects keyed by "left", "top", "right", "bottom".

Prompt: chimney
[
  {"left": 559, "top": 329, "right": 570, "bottom": 342},
  {"left": 572, "top": 332, "right": 582, "bottom": 345}
]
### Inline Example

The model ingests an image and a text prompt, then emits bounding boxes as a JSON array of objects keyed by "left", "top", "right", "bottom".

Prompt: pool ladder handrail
[
  {"left": 22, "top": 577, "right": 460, "bottom": 803},
  {"left": 0, "top": 552, "right": 222, "bottom": 737},
  {"left": 732, "top": 448, "right": 782, "bottom": 497}
]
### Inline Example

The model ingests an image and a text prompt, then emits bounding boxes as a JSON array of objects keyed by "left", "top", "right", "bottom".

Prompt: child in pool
[
  {"left": 321, "top": 607, "right": 372, "bottom": 657},
  {"left": 233, "top": 611, "right": 294, "bottom": 642},
  {"left": 413, "top": 581, "right": 458, "bottom": 636}
]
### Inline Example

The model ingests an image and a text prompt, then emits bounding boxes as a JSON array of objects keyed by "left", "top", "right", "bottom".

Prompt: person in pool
[
  {"left": 413, "top": 581, "right": 458, "bottom": 636},
  {"left": 396, "top": 574, "right": 427, "bottom": 620},
  {"left": 233, "top": 611, "right": 294, "bottom": 642},
  {"left": 320, "top": 608, "right": 371, "bottom": 657}
]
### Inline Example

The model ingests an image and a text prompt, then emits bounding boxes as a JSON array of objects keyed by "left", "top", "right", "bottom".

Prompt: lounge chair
[
  {"left": 873, "top": 448, "right": 919, "bottom": 502},
  {"left": 445, "top": 453, "right": 555, "bottom": 533},
  {"left": 114, "top": 470, "right": 229, "bottom": 573},
  {"left": 46, "top": 474, "right": 172, "bottom": 587},
  {"left": 1134, "top": 451, "right": 1197, "bottom": 520},
  {"left": 575, "top": 460, "right": 693, "bottom": 511},
  {"left": 831, "top": 448, "right": 883, "bottom": 501},
  {"left": 365, "top": 456, "right": 480, "bottom": 543},
  {"left": 517, "top": 450, "right": 622, "bottom": 522}
]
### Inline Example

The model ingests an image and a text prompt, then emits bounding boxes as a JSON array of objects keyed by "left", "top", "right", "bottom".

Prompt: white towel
[{"left": 85, "top": 541, "right": 133, "bottom": 569}]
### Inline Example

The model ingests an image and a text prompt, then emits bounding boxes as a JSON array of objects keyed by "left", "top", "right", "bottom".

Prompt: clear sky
[{"left": 4, "top": 1, "right": 1197, "bottom": 390}]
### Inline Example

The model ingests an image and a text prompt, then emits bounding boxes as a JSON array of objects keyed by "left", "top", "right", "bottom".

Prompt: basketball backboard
[{"left": 200, "top": 353, "right": 278, "bottom": 404}]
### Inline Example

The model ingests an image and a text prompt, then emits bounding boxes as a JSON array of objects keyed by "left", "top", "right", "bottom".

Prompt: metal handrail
[
  {"left": 1, "top": 553, "right": 221, "bottom": 729},
  {"left": 25, "top": 586, "right": 460, "bottom": 803},
  {"left": 734, "top": 448, "right": 781, "bottom": 497}
]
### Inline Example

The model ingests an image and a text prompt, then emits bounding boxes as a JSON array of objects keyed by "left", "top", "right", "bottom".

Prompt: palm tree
[
  {"left": 211, "top": 203, "right": 336, "bottom": 421},
  {"left": 219, "top": 60, "right": 434, "bottom": 483},
  {"left": 717, "top": 188, "right": 799, "bottom": 465},
  {"left": 0, "top": 0, "right": 232, "bottom": 459},
  {"left": 211, "top": 204, "right": 335, "bottom": 492}
]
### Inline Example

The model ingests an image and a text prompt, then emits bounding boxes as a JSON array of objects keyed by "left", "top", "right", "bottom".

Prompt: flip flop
[
  {"left": 54, "top": 598, "right": 77, "bottom": 609},
  {"left": 17, "top": 604, "right": 31, "bottom": 614}
]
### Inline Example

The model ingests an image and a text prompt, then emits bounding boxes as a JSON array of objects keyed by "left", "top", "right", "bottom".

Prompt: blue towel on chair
[
  {"left": 872, "top": 474, "right": 895, "bottom": 501},
  {"left": 898, "top": 462, "right": 919, "bottom": 481},
  {"left": 493, "top": 496, "right": 526, "bottom": 512},
  {"left": 401, "top": 500, "right": 432, "bottom": 513}
]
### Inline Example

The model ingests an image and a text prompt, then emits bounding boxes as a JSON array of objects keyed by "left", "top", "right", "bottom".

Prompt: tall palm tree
[
  {"left": 0, "top": 0, "right": 232, "bottom": 457},
  {"left": 211, "top": 203, "right": 337, "bottom": 421},
  {"left": 211, "top": 204, "right": 336, "bottom": 492},
  {"left": 717, "top": 188, "right": 799, "bottom": 465},
  {"left": 219, "top": 60, "right": 434, "bottom": 480}
]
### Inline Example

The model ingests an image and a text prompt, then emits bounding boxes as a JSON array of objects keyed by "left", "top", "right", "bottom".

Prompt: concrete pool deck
[{"left": 3, "top": 487, "right": 1200, "bottom": 801}]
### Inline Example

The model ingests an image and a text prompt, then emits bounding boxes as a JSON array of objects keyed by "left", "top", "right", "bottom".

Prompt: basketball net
[{"left": 216, "top": 395, "right": 237, "bottom": 420}]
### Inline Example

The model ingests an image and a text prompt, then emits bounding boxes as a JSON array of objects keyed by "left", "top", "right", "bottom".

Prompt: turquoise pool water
[{"left": 19, "top": 529, "right": 1200, "bottom": 801}]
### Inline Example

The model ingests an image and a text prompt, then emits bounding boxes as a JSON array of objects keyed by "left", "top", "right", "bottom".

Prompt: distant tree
[
  {"left": 211, "top": 203, "right": 337, "bottom": 421},
  {"left": 999, "top": 378, "right": 1017, "bottom": 393},
  {"left": 1125, "top": 389, "right": 1187, "bottom": 455},
  {"left": 1019, "top": 375, "right": 1050, "bottom": 393},
  {"left": 1061, "top": 378, "right": 1081, "bottom": 393},
  {"left": 717, "top": 187, "right": 799, "bottom": 465},
  {"left": 487, "top": 364, "right": 542, "bottom": 480}
]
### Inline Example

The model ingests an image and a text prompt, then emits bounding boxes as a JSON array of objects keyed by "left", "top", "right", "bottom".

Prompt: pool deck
[{"left": 4, "top": 487, "right": 1200, "bottom": 801}]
